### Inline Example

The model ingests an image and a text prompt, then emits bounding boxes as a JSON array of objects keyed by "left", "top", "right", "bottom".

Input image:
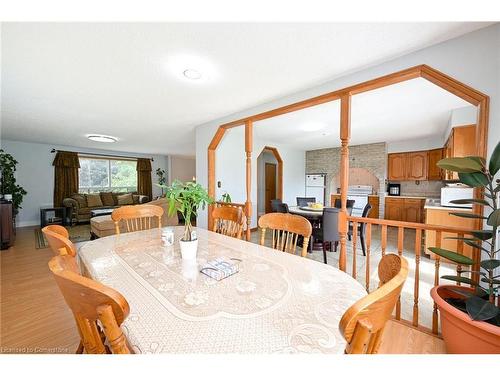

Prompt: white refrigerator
[{"left": 305, "top": 174, "right": 326, "bottom": 205}]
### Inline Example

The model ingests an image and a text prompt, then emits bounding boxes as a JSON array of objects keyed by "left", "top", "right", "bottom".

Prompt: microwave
[{"left": 441, "top": 186, "right": 474, "bottom": 208}]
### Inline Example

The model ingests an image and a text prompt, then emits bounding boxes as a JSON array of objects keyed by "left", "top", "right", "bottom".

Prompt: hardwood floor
[{"left": 0, "top": 226, "right": 446, "bottom": 354}]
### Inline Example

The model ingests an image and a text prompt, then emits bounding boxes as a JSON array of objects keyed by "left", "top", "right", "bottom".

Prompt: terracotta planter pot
[{"left": 431, "top": 285, "right": 500, "bottom": 354}]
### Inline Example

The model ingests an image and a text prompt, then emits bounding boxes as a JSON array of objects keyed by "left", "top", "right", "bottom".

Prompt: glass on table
[{"left": 161, "top": 227, "right": 175, "bottom": 246}]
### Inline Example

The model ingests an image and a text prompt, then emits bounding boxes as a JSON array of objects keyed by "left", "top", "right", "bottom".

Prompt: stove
[{"left": 346, "top": 185, "right": 373, "bottom": 217}]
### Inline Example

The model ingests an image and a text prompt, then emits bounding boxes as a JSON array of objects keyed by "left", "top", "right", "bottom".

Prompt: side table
[{"left": 40, "top": 206, "right": 71, "bottom": 227}]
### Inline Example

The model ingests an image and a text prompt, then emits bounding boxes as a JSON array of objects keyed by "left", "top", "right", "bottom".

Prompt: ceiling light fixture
[
  {"left": 87, "top": 134, "right": 117, "bottom": 143},
  {"left": 183, "top": 69, "right": 202, "bottom": 80}
]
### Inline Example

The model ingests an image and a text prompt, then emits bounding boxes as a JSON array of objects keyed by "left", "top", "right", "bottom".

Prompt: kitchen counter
[
  {"left": 424, "top": 198, "right": 472, "bottom": 212},
  {"left": 384, "top": 195, "right": 428, "bottom": 200}
]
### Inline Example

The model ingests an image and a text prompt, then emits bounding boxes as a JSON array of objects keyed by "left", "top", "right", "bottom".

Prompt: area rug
[{"left": 34, "top": 224, "right": 92, "bottom": 249}]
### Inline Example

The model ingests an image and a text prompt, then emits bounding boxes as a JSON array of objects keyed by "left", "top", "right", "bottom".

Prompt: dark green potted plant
[
  {"left": 429, "top": 141, "right": 500, "bottom": 353},
  {"left": 156, "top": 168, "right": 167, "bottom": 197},
  {"left": 161, "top": 180, "right": 213, "bottom": 259},
  {"left": 221, "top": 192, "right": 231, "bottom": 203},
  {"left": 0, "top": 149, "right": 27, "bottom": 213}
]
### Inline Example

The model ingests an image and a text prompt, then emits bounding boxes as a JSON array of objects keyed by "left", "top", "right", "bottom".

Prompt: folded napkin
[{"left": 200, "top": 257, "right": 240, "bottom": 281}]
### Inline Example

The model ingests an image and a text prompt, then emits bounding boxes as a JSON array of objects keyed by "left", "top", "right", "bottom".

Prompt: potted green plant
[
  {"left": 221, "top": 192, "right": 231, "bottom": 203},
  {"left": 428, "top": 141, "right": 500, "bottom": 354},
  {"left": 162, "top": 180, "right": 213, "bottom": 259},
  {"left": 0, "top": 149, "right": 27, "bottom": 213}
]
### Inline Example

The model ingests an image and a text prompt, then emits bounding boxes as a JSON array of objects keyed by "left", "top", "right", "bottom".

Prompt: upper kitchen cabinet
[
  {"left": 427, "top": 148, "right": 444, "bottom": 180},
  {"left": 387, "top": 153, "right": 407, "bottom": 180},
  {"left": 444, "top": 124, "right": 477, "bottom": 180},
  {"left": 387, "top": 151, "right": 427, "bottom": 181}
]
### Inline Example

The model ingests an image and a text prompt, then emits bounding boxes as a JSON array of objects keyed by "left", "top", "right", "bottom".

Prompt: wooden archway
[
  {"left": 207, "top": 64, "right": 489, "bottom": 269},
  {"left": 260, "top": 146, "right": 283, "bottom": 202}
]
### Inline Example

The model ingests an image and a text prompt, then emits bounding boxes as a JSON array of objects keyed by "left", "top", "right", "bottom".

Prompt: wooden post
[
  {"left": 338, "top": 94, "right": 351, "bottom": 272},
  {"left": 207, "top": 126, "right": 227, "bottom": 231},
  {"left": 245, "top": 120, "right": 253, "bottom": 241}
]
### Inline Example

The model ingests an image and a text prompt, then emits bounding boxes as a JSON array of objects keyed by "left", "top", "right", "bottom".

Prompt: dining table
[{"left": 78, "top": 226, "right": 366, "bottom": 354}]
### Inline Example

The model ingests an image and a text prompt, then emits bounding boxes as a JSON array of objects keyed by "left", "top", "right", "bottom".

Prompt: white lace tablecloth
[{"left": 79, "top": 226, "right": 366, "bottom": 354}]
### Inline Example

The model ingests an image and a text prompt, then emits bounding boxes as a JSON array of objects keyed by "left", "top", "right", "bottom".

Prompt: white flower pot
[{"left": 179, "top": 238, "right": 198, "bottom": 260}]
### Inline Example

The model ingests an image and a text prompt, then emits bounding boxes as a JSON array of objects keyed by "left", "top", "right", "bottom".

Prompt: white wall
[
  {"left": 196, "top": 25, "right": 499, "bottom": 228},
  {"left": 0, "top": 139, "right": 169, "bottom": 227},
  {"left": 170, "top": 155, "right": 196, "bottom": 183},
  {"left": 387, "top": 136, "right": 445, "bottom": 153},
  {"left": 210, "top": 126, "right": 305, "bottom": 229}
]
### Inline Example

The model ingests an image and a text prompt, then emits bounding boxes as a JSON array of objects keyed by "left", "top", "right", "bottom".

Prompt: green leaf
[
  {"left": 481, "top": 259, "right": 500, "bottom": 270},
  {"left": 471, "top": 230, "right": 493, "bottom": 241},
  {"left": 465, "top": 296, "right": 500, "bottom": 321},
  {"left": 463, "top": 240, "right": 489, "bottom": 253},
  {"left": 481, "top": 277, "right": 500, "bottom": 285},
  {"left": 489, "top": 141, "right": 500, "bottom": 176},
  {"left": 458, "top": 172, "right": 489, "bottom": 187},
  {"left": 449, "top": 198, "right": 490, "bottom": 206},
  {"left": 441, "top": 275, "right": 478, "bottom": 286},
  {"left": 449, "top": 212, "right": 487, "bottom": 220},
  {"left": 487, "top": 209, "right": 500, "bottom": 227},
  {"left": 437, "top": 157, "right": 483, "bottom": 173},
  {"left": 427, "top": 247, "right": 475, "bottom": 265}
]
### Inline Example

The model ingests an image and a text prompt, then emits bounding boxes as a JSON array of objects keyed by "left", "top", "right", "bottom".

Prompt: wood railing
[{"left": 347, "top": 215, "right": 479, "bottom": 335}]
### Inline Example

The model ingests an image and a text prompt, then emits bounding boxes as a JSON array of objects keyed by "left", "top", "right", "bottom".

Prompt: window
[{"left": 78, "top": 157, "right": 137, "bottom": 193}]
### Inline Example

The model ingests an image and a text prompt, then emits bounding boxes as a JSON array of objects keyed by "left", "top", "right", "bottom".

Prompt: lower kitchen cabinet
[{"left": 384, "top": 197, "right": 425, "bottom": 223}]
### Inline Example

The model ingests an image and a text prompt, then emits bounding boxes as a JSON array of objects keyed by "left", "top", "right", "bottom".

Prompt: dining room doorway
[{"left": 264, "top": 162, "right": 277, "bottom": 213}]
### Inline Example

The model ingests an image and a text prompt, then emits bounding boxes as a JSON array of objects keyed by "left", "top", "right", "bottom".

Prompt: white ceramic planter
[{"left": 179, "top": 239, "right": 198, "bottom": 260}]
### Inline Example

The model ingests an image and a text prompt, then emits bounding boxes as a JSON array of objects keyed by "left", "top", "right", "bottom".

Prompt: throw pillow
[
  {"left": 100, "top": 192, "right": 115, "bottom": 206},
  {"left": 132, "top": 194, "right": 140, "bottom": 204},
  {"left": 86, "top": 194, "right": 103, "bottom": 208},
  {"left": 117, "top": 193, "right": 134, "bottom": 206},
  {"left": 71, "top": 194, "right": 87, "bottom": 208}
]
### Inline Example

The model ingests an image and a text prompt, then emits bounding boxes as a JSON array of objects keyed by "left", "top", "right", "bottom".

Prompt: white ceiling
[
  {"left": 0, "top": 23, "right": 490, "bottom": 155},
  {"left": 254, "top": 78, "right": 471, "bottom": 149}
]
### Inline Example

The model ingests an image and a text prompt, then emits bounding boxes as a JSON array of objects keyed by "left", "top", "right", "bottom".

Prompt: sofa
[
  {"left": 63, "top": 192, "right": 149, "bottom": 223},
  {"left": 90, "top": 198, "right": 179, "bottom": 238}
]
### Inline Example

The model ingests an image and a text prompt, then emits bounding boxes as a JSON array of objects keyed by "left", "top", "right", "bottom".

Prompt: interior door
[{"left": 265, "top": 163, "right": 277, "bottom": 213}]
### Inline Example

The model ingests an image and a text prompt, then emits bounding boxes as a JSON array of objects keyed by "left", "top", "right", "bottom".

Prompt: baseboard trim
[{"left": 16, "top": 220, "right": 40, "bottom": 228}]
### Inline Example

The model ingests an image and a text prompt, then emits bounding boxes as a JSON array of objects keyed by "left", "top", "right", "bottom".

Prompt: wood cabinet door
[
  {"left": 406, "top": 151, "right": 428, "bottom": 180},
  {"left": 388, "top": 153, "right": 406, "bottom": 180},
  {"left": 404, "top": 199, "right": 423, "bottom": 223},
  {"left": 427, "top": 148, "right": 444, "bottom": 180},
  {"left": 367, "top": 195, "right": 379, "bottom": 219},
  {"left": 385, "top": 199, "right": 403, "bottom": 221},
  {"left": 444, "top": 132, "right": 455, "bottom": 180}
]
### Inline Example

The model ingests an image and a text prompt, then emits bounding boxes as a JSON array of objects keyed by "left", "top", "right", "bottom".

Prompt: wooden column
[
  {"left": 338, "top": 94, "right": 351, "bottom": 272},
  {"left": 245, "top": 120, "right": 253, "bottom": 241},
  {"left": 207, "top": 126, "right": 227, "bottom": 231}
]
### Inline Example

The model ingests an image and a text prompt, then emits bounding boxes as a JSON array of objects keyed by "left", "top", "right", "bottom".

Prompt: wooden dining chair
[
  {"left": 49, "top": 254, "right": 131, "bottom": 354},
  {"left": 211, "top": 205, "right": 244, "bottom": 239},
  {"left": 339, "top": 254, "right": 408, "bottom": 354},
  {"left": 42, "top": 224, "right": 77, "bottom": 256},
  {"left": 111, "top": 204, "right": 164, "bottom": 234},
  {"left": 258, "top": 213, "right": 312, "bottom": 257}
]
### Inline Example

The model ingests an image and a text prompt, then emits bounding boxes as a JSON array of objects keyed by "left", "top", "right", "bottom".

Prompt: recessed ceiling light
[
  {"left": 183, "top": 69, "right": 202, "bottom": 80},
  {"left": 87, "top": 134, "right": 117, "bottom": 143},
  {"left": 301, "top": 122, "right": 327, "bottom": 132}
]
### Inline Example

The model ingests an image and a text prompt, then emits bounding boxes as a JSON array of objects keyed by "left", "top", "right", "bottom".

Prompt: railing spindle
[
  {"left": 395, "top": 226, "right": 404, "bottom": 320},
  {"left": 365, "top": 223, "right": 372, "bottom": 293},
  {"left": 456, "top": 233, "right": 464, "bottom": 285},
  {"left": 432, "top": 230, "right": 442, "bottom": 335},
  {"left": 381, "top": 225, "right": 387, "bottom": 256},
  {"left": 413, "top": 229, "right": 422, "bottom": 327},
  {"left": 352, "top": 222, "right": 358, "bottom": 280}
]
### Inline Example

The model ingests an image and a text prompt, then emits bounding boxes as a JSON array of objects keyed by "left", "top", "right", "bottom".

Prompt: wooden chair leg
[
  {"left": 76, "top": 340, "right": 84, "bottom": 354},
  {"left": 348, "top": 234, "right": 352, "bottom": 241},
  {"left": 361, "top": 235, "right": 366, "bottom": 256}
]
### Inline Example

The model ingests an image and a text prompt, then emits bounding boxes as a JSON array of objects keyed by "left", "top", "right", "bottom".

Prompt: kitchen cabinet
[
  {"left": 384, "top": 197, "right": 425, "bottom": 223},
  {"left": 425, "top": 207, "right": 474, "bottom": 260},
  {"left": 427, "top": 148, "right": 444, "bottom": 180},
  {"left": 387, "top": 153, "right": 406, "bottom": 180},
  {"left": 387, "top": 151, "right": 427, "bottom": 181},
  {"left": 444, "top": 125, "right": 476, "bottom": 180}
]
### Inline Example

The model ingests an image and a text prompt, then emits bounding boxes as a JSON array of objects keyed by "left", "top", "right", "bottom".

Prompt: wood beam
[
  {"left": 338, "top": 94, "right": 351, "bottom": 272},
  {"left": 245, "top": 120, "right": 253, "bottom": 241}
]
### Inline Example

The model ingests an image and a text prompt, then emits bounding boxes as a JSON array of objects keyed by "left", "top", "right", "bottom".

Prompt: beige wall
[{"left": 170, "top": 156, "right": 196, "bottom": 183}]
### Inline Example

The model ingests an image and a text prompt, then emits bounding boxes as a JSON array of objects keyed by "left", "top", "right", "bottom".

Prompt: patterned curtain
[
  {"left": 137, "top": 158, "right": 152, "bottom": 201},
  {"left": 53, "top": 151, "right": 80, "bottom": 207}
]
